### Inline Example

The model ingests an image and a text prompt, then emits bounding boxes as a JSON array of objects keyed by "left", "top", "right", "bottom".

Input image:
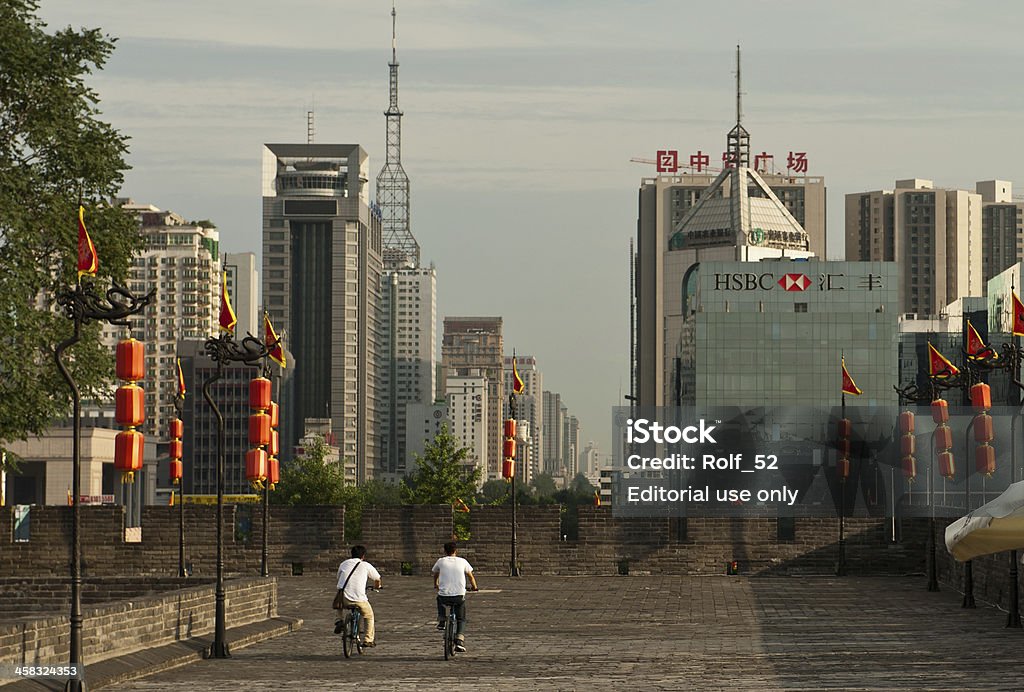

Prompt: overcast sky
[{"left": 38, "top": 0, "right": 1024, "bottom": 454}]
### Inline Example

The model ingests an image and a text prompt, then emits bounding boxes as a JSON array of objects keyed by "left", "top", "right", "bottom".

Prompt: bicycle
[
  {"left": 340, "top": 588, "right": 380, "bottom": 659},
  {"left": 440, "top": 589, "right": 475, "bottom": 660}
]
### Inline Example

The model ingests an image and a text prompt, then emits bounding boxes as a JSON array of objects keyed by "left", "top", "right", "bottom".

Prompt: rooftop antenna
[{"left": 726, "top": 44, "right": 749, "bottom": 168}]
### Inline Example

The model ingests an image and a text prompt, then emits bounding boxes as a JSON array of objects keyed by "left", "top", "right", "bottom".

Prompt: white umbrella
[{"left": 946, "top": 480, "right": 1024, "bottom": 561}]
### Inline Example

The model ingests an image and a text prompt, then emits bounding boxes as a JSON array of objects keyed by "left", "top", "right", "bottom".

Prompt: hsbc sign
[{"left": 714, "top": 272, "right": 811, "bottom": 291}]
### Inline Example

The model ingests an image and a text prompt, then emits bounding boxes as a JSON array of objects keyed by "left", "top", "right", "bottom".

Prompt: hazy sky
[{"left": 38, "top": 0, "right": 1024, "bottom": 454}]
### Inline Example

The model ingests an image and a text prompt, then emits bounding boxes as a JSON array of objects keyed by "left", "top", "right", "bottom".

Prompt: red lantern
[
  {"left": 938, "top": 451, "right": 956, "bottom": 479},
  {"left": 836, "top": 438, "right": 851, "bottom": 457},
  {"left": 116, "top": 338, "right": 145, "bottom": 382},
  {"left": 115, "top": 429, "right": 144, "bottom": 474},
  {"left": 502, "top": 458, "right": 515, "bottom": 480},
  {"left": 249, "top": 412, "right": 272, "bottom": 446},
  {"left": 168, "top": 439, "right": 183, "bottom": 460},
  {"left": 268, "top": 401, "right": 279, "bottom": 429},
  {"left": 503, "top": 419, "right": 516, "bottom": 438},
  {"left": 974, "top": 414, "right": 993, "bottom": 443},
  {"left": 970, "top": 383, "right": 991, "bottom": 412},
  {"left": 900, "top": 434, "right": 915, "bottom": 457},
  {"left": 115, "top": 384, "right": 145, "bottom": 428},
  {"left": 503, "top": 438, "right": 516, "bottom": 459},
  {"left": 836, "top": 458, "right": 850, "bottom": 480},
  {"left": 269, "top": 429, "right": 279, "bottom": 457},
  {"left": 899, "top": 411, "right": 915, "bottom": 435},
  {"left": 246, "top": 447, "right": 267, "bottom": 482},
  {"left": 249, "top": 377, "right": 271, "bottom": 410},
  {"left": 934, "top": 425, "right": 952, "bottom": 451},
  {"left": 901, "top": 455, "right": 916, "bottom": 481},
  {"left": 837, "top": 418, "right": 851, "bottom": 439},
  {"left": 169, "top": 418, "right": 183, "bottom": 440},
  {"left": 976, "top": 445, "right": 996, "bottom": 476},
  {"left": 268, "top": 457, "right": 280, "bottom": 485},
  {"left": 169, "top": 458, "right": 183, "bottom": 484},
  {"left": 931, "top": 399, "right": 949, "bottom": 424}
]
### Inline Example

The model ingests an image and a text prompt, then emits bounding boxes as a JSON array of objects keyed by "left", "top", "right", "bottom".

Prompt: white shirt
[
  {"left": 432, "top": 555, "right": 473, "bottom": 597},
  {"left": 336, "top": 558, "right": 381, "bottom": 602}
]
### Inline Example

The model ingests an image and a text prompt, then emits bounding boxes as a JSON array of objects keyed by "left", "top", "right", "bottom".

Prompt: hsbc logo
[
  {"left": 713, "top": 272, "right": 812, "bottom": 291},
  {"left": 777, "top": 273, "right": 811, "bottom": 291}
]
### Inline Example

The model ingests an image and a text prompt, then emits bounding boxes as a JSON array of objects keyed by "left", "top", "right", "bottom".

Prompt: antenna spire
[
  {"left": 391, "top": 1, "right": 397, "bottom": 65},
  {"left": 726, "top": 44, "right": 749, "bottom": 168},
  {"left": 735, "top": 44, "right": 742, "bottom": 130}
]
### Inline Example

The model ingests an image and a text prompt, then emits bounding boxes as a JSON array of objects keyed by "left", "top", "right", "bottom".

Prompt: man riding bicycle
[
  {"left": 334, "top": 545, "right": 382, "bottom": 647},
  {"left": 432, "top": 541, "right": 477, "bottom": 653}
]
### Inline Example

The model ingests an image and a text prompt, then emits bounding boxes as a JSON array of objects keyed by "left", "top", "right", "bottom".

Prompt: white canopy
[{"left": 945, "top": 480, "right": 1024, "bottom": 561}]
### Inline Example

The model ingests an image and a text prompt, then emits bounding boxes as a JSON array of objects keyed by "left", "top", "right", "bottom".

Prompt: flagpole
[{"left": 839, "top": 388, "right": 846, "bottom": 577}]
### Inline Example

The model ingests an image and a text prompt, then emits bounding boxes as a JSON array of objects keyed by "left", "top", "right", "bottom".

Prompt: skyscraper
[
  {"left": 441, "top": 318, "right": 503, "bottom": 480},
  {"left": 222, "top": 252, "right": 259, "bottom": 338},
  {"left": 374, "top": 5, "right": 438, "bottom": 480},
  {"left": 542, "top": 390, "right": 564, "bottom": 475},
  {"left": 261, "top": 143, "right": 383, "bottom": 479},
  {"left": 845, "top": 179, "right": 982, "bottom": 316},
  {"left": 977, "top": 180, "right": 1024, "bottom": 284},
  {"left": 104, "top": 202, "right": 221, "bottom": 442}
]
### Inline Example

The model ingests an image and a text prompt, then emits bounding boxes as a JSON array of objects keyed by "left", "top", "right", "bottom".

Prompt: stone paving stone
[{"left": 107, "top": 575, "right": 1024, "bottom": 691}]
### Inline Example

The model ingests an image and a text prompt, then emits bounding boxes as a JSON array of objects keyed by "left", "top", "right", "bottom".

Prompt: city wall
[{"left": 0, "top": 504, "right": 928, "bottom": 578}]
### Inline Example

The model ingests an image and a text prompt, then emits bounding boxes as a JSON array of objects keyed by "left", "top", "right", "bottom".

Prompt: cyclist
[
  {"left": 334, "top": 545, "right": 382, "bottom": 647},
  {"left": 432, "top": 541, "right": 477, "bottom": 653}
]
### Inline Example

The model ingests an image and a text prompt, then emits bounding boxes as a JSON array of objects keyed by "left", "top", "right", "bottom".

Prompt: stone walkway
[{"left": 106, "top": 575, "right": 1022, "bottom": 691}]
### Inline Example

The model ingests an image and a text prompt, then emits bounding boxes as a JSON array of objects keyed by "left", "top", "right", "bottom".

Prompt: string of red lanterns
[
  {"left": 501, "top": 418, "right": 516, "bottom": 481},
  {"left": 836, "top": 416, "right": 851, "bottom": 482},
  {"left": 971, "top": 382, "right": 995, "bottom": 477},
  {"left": 932, "top": 398, "right": 955, "bottom": 480},
  {"left": 114, "top": 337, "right": 145, "bottom": 483},
  {"left": 246, "top": 376, "right": 271, "bottom": 490},
  {"left": 899, "top": 410, "right": 916, "bottom": 482}
]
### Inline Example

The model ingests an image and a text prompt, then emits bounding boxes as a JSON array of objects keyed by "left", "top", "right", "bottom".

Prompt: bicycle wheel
[
  {"left": 443, "top": 612, "right": 453, "bottom": 660},
  {"left": 342, "top": 612, "right": 355, "bottom": 659}
]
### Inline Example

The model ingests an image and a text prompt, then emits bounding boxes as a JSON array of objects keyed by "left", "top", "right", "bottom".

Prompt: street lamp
[
  {"left": 201, "top": 331, "right": 274, "bottom": 658},
  {"left": 55, "top": 279, "right": 153, "bottom": 691}
]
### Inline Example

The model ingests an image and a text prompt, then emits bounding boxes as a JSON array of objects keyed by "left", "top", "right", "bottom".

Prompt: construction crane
[{"left": 629, "top": 157, "right": 726, "bottom": 175}]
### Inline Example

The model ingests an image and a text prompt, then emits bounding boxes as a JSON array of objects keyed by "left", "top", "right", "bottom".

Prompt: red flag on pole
[
  {"left": 841, "top": 357, "right": 862, "bottom": 396},
  {"left": 264, "top": 312, "right": 286, "bottom": 368},
  {"left": 928, "top": 342, "right": 960, "bottom": 378},
  {"left": 219, "top": 272, "right": 237, "bottom": 334},
  {"left": 176, "top": 358, "right": 186, "bottom": 398},
  {"left": 77, "top": 206, "right": 98, "bottom": 279},
  {"left": 966, "top": 320, "right": 996, "bottom": 360},
  {"left": 512, "top": 356, "right": 525, "bottom": 395},
  {"left": 1013, "top": 291, "right": 1024, "bottom": 337}
]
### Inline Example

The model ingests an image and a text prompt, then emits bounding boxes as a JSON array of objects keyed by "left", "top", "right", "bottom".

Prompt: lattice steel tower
[{"left": 377, "top": 2, "right": 419, "bottom": 269}]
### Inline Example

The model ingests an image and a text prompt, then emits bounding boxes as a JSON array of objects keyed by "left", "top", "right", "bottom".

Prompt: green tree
[
  {"left": 339, "top": 479, "right": 403, "bottom": 540},
  {"left": 401, "top": 425, "right": 481, "bottom": 506},
  {"left": 530, "top": 472, "right": 558, "bottom": 499},
  {"left": 271, "top": 435, "right": 348, "bottom": 505},
  {"left": 0, "top": 1, "right": 143, "bottom": 466},
  {"left": 478, "top": 479, "right": 510, "bottom": 505}
]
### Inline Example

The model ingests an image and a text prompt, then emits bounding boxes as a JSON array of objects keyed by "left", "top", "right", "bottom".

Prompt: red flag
[
  {"left": 593, "top": 490, "right": 601, "bottom": 507},
  {"left": 219, "top": 272, "right": 237, "bottom": 334},
  {"left": 264, "top": 312, "right": 286, "bottom": 368},
  {"left": 1014, "top": 291, "right": 1024, "bottom": 337},
  {"left": 841, "top": 357, "right": 862, "bottom": 396},
  {"left": 512, "top": 357, "right": 525, "bottom": 395},
  {"left": 77, "top": 206, "right": 98, "bottom": 279},
  {"left": 928, "top": 342, "right": 959, "bottom": 378},
  {"left": 176, "top": 358, "right": 186, "bottom": 398},
  {"left": 966, "top": 320, "right": 996, "bottom": 360},
  {"left": 454, "top": 498, "right": 470, "bottom": 513}
]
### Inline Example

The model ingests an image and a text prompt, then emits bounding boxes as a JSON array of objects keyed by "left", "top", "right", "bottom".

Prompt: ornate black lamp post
[
  {"left": 201, "top": 332, "right": 274, "bottom": 658},
  {"left": 55, "top": 280, "right": 154, "bottom": 691}
]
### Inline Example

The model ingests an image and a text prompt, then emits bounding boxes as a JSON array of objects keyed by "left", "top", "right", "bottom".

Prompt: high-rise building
[
  {"left": 977, "top": 180, "right": 1024, "bottom": 284},
  {"left": 222, "top": 252, "right": 259, "bottom": 338},
  {"left": 542, "top": 390, "right": 564, "bottom": 475},
  {"left": 503, "top": 355, "right": 543, "bottom": 482},
  {"left": 441, "top": 318, "right": 503, "bottom": 480},
  {"left": 105, "top": 202, "right": 221, "bottom": 442},
  {"left": 845, "top": 179, "right": 982, "bottom": 317},
  {"left": 445, "top": 373, "right": 488, "bottom": 488},
  {"left": 404, "top": 401, "right": 450, "bottom": 471},
  {"left": 564, "top": 414, "right": 580, "bottom": 478},
  {"left": 379, "top": 266, "right": 437, "bottom": 478},
  {"left": 261, "top": 143, "right": 383, "bottom": 480}
]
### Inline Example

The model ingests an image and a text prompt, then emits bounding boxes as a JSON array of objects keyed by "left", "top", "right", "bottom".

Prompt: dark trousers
[{"left": 437, "top": 595, "right": 467, "bottom": 638}]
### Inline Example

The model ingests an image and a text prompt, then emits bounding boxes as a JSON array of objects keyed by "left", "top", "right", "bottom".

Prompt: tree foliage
[
  {"left": 0, "top": 1, "right": 143, "bottom": 463},
  {"left": 401, "top": 425, "right": 481, "bottom": 506},
  {"left": 271, "top": 435, "right": 348, "bottom": 506}
]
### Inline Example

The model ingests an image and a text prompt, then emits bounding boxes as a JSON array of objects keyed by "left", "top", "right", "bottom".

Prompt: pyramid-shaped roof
[{"left": 667, "top": 166, "right": 810, "bottom": 252}]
